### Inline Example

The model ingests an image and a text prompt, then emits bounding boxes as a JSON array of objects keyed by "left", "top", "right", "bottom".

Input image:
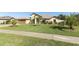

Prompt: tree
[
  {"left": 66, "top": 14, "right": 77, "bottom": 30},
  {"left": 58, "top": 14, "right": 66, "bottom": 20},
  {"left": 74, "top": 14, "right": 79, "bottom": 26},
  {"left": 11, "top": 19, "right": 17, "bottom": 27}
]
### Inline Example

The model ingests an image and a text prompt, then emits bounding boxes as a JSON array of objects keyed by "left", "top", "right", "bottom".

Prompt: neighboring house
[
  {"left": 16, "top": 17, "right": 31, "bottom": 24},
  {"left": 46, "top": 17, "right": 64, "bottom": 24},
  {"left": 0, "top": 16, "right": 31, "bottom": 24},
  {"left": 41, "top": 14, "right": 64, "bottom": 24},
  {"left": 41, "top": 14, "right": 53, "bottom": 20},
  {"left": 0, "top": 16, "right": 14, "bottom": 24},
  {"left": 41, "top": 14, "right": 53, "bottom": 23}
]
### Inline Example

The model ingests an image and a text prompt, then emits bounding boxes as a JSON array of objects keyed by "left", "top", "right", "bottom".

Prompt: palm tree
[
  {"left": 66, "top": 14, "right": 77, "bottom": 30},
  {"left": 74, "top": 14, "right": 79, "bottom": 26}
]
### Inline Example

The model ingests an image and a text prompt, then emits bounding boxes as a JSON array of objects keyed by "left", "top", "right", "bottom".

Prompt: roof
[
  {"left": 15, "top": 17, "right": 30, "bottom": 20},
  {"left": 0, "top": 16, "right": 30, "bottom": 20},
  {"left": 41, "top": 14, "right": 53, "bottom": 19},
  {"left": 0, "top": 16, "right": 14, "bottom": 20}
]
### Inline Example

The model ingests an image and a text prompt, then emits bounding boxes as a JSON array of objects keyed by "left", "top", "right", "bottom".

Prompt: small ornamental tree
[{"left": 11, "top": 19, "right": 17, "bottom": 27}]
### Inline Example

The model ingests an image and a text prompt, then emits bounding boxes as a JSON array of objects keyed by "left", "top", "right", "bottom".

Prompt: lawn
[
  {"left": 0, "top": 24, "right": 79, "bottom": 37},
  {"left": 0, "top": 33, "right": 78, "bottom": 46}
]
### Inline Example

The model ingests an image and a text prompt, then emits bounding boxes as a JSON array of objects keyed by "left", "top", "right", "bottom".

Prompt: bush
[
  {"left": 53, "top": 19, "right": 57, "bottom": 24},
  {"left": 48, "top": 21, "right": 52, "bottom": 24},
  {"left": 58, "top": 22, "right": 64, "bottom": 26},
  {"left": 6, "top": 20, "right": 11, "bottom": 24},
  {"left": 41, "top": 20, "right": 47, "bottom": 24}
]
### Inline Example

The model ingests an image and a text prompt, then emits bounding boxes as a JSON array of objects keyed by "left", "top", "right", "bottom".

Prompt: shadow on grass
[
  {"left": 50, "top": 25, "right": 69, "bottom": 31},
  {"left": 32, "top": 24, "right": 40, "bottom": 26},
  {"left": 9, "top": 25, "right": 18, "bottom": 27}
]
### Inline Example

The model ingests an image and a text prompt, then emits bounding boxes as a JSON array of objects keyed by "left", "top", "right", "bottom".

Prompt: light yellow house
[
  {"left": 15, "top": 17, "right": 31, "bottom": 24},
  {"left": 0, "top": 16, "right": 14, "bottom": 24},
  {"left": 41, "top": 14, "right": 64, "bottom": 24},
  {"left": 46, "top": 17, "right": 64, "bottom": 24},
  {"left": 0, "top": 16, "right": 31, "bottom": 24}
]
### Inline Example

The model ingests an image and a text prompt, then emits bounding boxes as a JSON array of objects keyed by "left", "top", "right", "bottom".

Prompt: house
[
  {"left": 0, "top": 16, "right": 14, "bottom": 24},
  {"left": 41, "top": 14, "right": 64, "bottom": 24},
  {"left": 31, "top": 13, "right": 42, "bottom": 24},
  {"left": 0, "top": 16, "right": 31, "bottom": 24},
  {"left": 45, "top": 17, "right": 64, "bottom": 24},
  {"left": 15, "top": 17, "right": 31, "bottom": 24},
  {"left": 41, "top": 14, "right": 53, "bottom": 23},
  {"left": 41, "top": 14, "right": 53, "bottom": 20}
]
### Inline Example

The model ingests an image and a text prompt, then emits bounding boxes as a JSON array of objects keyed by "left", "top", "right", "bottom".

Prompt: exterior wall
[
  {"left": 47, "top": 18, "right": 64, "bottom": 23},
  {"left": 31, "top": 14, "right": 35, "bottom": 19},
  {"left": 51, "top": 18, "right": 64, "bottom": 23},
  {"left": 17, "top": 19, "right": 31, "bottom": 24},
  {"left": 0, "top": 20, "right": 6, "bottom": 24},
  {"left": 25, "top": 20, "right": 30, "bottom": 24},
  {"left": 17, "top": 21, "right": 25, "bottom": 24}
]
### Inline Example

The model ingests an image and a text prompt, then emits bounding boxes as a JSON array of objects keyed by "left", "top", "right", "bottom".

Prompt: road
[{"left": 0, "top": 29, "right": 79, "bottom": 44}]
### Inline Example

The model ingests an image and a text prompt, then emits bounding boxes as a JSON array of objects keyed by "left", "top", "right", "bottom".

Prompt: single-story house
[
  {"left": 0, "top": 16, "right": 14, "bottom": 24},
  {"left": 41, "top": 14, "right": 53, "bottom": 20},
  {"left": 45, "top": 17, "right": 64, "bottom": 24},
  {"left": 15, "top": 17, "right": 31, "bottom": 24},
  {"left": 0, "top": 16, "right": 31, "bottom": 24},
  {"left": 41, "top": 14, "right": 64, "bottom": 24}
]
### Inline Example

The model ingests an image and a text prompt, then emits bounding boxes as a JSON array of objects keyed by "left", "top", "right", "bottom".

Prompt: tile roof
[
  {"left": 41, "top": 14, "right": 53, "bottom": 19},
  {"left": 0, "top": 16, "right": 14, "bottom": 20}
]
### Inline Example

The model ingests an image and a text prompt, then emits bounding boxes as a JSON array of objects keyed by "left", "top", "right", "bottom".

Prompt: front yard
[
  {"left": 0, "top": 24, "right": 79, "bottom": 37},
  {"left": 0, "top": 33, "right": 78, "bottom": 46}
]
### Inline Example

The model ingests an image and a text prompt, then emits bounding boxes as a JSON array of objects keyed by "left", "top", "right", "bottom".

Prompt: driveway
[
  {"left": 0, "top": 24, "right": 12, "bottom": 27},
  {"left": 0, "top": 29, "right": 79, "bottom": 44},
  {"left": 0, "top": 24, "right": 20, "bottom": 27}
]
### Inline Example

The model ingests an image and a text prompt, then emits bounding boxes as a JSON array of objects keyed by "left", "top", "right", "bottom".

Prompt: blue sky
[{"left": 0, "top": 12, "right": 78, "bottom": 17}]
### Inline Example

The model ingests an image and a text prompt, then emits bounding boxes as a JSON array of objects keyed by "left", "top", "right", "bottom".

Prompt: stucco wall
[
  {"left": 17, "top": 20, "right": 30, "bottom": 24},
  {"left": 0, "top": 20, "right": 6, "bottom": 24},
  {"left": 45, "top": 18, "right": 64, "bottom": 24},
  {"left": 25, "top": 20, "right": 30, "bottom": 24}
]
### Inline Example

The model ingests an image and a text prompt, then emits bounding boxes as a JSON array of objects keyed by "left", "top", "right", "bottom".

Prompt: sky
[{"left": 0, "top": 12, "right": 78, "bottom": 17}]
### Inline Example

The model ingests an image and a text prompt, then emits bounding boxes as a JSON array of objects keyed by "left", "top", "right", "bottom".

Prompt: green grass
[
  {"left": 0, "top": 24, "right": 79, "bottom": 37},
  {"left": 0, "top": 33, "right": 78, "bottom": 46}
]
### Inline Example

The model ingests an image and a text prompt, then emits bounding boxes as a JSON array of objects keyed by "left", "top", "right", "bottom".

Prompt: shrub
[
  {"left": 6, "top": 20, "right": 11, "bottom": 24},
  {"left": 48, "top": 21, "right": 52, "bottom": 24},
  {"left": 58, "top": 22, "right": 64, "bottom": 26}
]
